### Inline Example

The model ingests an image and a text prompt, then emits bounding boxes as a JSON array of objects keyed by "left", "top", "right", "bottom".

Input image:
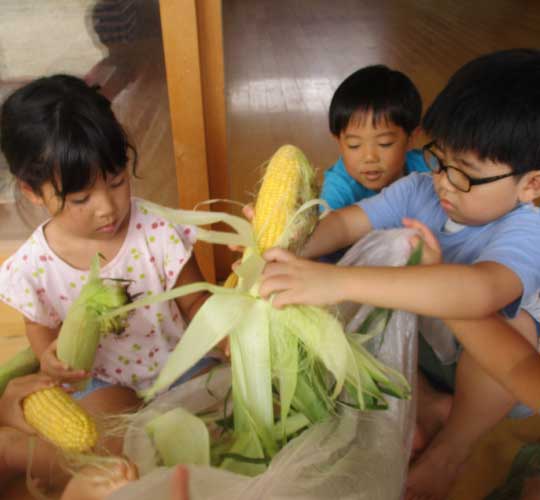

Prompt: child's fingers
[
  {"left": 242, "top": 203, "right": 254, "bottom": 221},
  {"left": 402, "top": 218, "right": 441, "bottom": 252},
  {"left": 217, "top": 337, "right": 231, "bottom": 358},
  {"left": 228, "top": 245, "right": 244, "bottom": 253},
  {"left": 263, "top": 247, "right": 295, "bottom": 264},
  {"left": 57, "top": 370, "right": 90, "bottom": 382},
  {"left": 12, "top": 373, "right": 56, "bottom": 396},
  {"left": 170, "top": 465, "right": 190, "bottom": 500},
  {"left": 259, "top": 273, "right": 295, "bottom": 301}
]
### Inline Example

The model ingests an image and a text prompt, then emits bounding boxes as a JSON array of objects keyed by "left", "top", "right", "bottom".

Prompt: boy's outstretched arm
[
  {"left": 260, "top": 249, "right": 522, "bottom": 319},
  {"left": 445, "top": 315, "right": 540, "bottom": 412},
  {"left": 301, "top": 204, "right": 372, "bottom": 258}
]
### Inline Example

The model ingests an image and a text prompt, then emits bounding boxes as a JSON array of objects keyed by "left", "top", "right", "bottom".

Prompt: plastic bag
[{"left": 112, "top": 229, "right": 418, "bottom": 500}]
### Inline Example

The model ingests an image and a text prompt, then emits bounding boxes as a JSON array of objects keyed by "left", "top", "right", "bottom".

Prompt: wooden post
[{"left": 159, "top": 0, "right": 230, "bottom": 282}]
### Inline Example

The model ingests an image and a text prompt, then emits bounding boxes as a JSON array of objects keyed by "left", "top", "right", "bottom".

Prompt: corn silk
[{"left": 108, "top": 226, "right": 419, "bottom": 500}]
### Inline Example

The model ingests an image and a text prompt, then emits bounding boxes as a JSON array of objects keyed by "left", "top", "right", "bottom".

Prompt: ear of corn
[
  {"left": 56, "top": 255, "right": 131, "bottom": 388},
  {"left": 252, "top": 145, "right": 318, "bottom": 253},
  {"left": 23, "top": 386, "right": 98, "bottom": 452}
]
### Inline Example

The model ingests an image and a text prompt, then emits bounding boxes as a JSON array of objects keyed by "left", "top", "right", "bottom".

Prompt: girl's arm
[
  {"left": 260, "top": 249, "right": 522, "bottom": 319},
  {"left": 445, "top": 315, "right": 540, "bottom": 412},
  {"left": 301, "top": 204, "right": 373, "bottom": 258},
  {"left": 173, "top": 255, "right": 210, "bottom": 322},
  {"left": 25, "top": 320, "right": 87, "bottom": 381}
]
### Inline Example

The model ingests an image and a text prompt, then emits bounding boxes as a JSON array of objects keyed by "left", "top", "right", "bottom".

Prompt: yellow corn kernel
[
  {"left": 23, "top": 387, "right": 98, "bottom": 452},
  {"left": 223, "top": 272, "right": 238, "bottom": 289},
  {"left": 252, "top": 145, "right": 318, "bottom": 253}
]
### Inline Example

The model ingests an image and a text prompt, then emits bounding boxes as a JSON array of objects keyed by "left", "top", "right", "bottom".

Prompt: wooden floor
[
  {"left": 223, "top": 0, "right": 540, "bottom": 203},
  {"left": 2, "top": 0, "right": 540, "bottom": 498}
]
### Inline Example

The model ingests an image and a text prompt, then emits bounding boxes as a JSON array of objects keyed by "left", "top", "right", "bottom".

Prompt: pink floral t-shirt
[{"left": 0, "top": 198, "right": 197, "bottom": 391}]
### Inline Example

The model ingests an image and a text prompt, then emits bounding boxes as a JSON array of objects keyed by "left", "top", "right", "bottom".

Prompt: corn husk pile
[{"left": 104, "top": 145, "right": 415, "bottom": 475}]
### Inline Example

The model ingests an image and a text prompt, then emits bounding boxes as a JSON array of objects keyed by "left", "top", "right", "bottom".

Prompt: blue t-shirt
[
  {"left": 321, "top": 149, "right": 429, "bottom": 210},
  {"left": 359, "top": 172, "right": 540, "bottom": 318}
]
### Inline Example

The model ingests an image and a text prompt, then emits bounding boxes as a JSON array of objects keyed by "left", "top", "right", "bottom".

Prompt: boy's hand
[
  {"left": 260, "top": 248, "right": 345, "bottom": 308},
  {"left": 402, "top": 218, "right": 442, "bottom": 265},
  {"left": 0, "top": 373, "right": 55, "bottom": 433},
  {"left": 39, "top": 339, "right": 89, "bottom": 383}
]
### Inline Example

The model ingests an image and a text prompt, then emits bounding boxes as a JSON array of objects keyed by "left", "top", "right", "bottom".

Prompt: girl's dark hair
[
  {"left": 423, "top": 48, "right": 540, "bottom": 175},
  {"left": 329, "top": 65, "right": 422, "bottom": 137},
  {"left": 0, "top": 74, "right": 137, "bottom": 200}
]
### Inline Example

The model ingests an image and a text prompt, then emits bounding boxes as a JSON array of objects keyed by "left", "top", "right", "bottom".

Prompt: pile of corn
[{"left": 129, "top": 145, "right": 412, "bottom": 476}]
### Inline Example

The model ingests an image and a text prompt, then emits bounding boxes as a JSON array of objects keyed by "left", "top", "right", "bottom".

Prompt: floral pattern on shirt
[{"left": 0, "top": 198, "right": 197, "bottom": 390}]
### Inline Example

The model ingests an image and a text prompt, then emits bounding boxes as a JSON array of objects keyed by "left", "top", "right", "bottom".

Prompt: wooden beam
[
  {"left": 158, "top": 0, "right": 216, "bottom": 282},
  {"left": 195, "top": 0, "right": 233, "bottom": 281}
]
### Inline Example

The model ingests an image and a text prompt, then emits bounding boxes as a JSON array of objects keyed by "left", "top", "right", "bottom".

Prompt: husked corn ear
[
  {"left": 252, "top": 145, "right": 318, "bottom": 253},
  {"left": 223, "top": 272, "right": 238, "bottom": 289},
  {"left": 23, "top": 387, "right": 98, "bottom": 452}
]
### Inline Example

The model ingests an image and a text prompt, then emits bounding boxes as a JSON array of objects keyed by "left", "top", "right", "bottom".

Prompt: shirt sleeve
[
  {"left": 474, "top": 208, "right": 540, "bottom": 317},
  {"left": 359, "top": 173, "right": 422, "bottom": 229},
  {"left": 321, "top": 165, "right": 356, "bottom": 210},
  {"left": 405, "top": 149, "right": 431, "bottom": 174},
  {"left": 0, "top": 253, "right": 61, "bottom": 329}
]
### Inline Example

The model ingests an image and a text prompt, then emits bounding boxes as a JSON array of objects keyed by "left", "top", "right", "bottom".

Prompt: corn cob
[
  {"left": 222, "top": 272, "right": 238, "bottom": 289},
  {"left": 23, "top": 386, "right": 98, "bottom": 452},
  {"left": 56, "top": 255, "right": 131, "bottom": 389},
  {"left": 252, "top": 145, "right": 318, "bottom": 253}
]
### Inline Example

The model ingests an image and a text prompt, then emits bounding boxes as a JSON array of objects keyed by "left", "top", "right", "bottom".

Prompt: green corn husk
[
  {"left": 56, "top": 254, "right": 131, "bottom": 389},
  {"left": 0, "top": 347, "right": 40, "bottom": 397}
]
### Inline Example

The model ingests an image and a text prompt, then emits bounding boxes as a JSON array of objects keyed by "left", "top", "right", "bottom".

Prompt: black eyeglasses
[{"left": 422, "top": 142, "right": 516, "bottom": 193}]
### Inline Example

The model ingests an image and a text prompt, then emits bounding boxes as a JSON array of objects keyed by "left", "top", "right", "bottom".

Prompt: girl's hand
[
  {"left": 260, "top": 248, "right": 345, "bottom": 308},
  {"left": 39, "top": 340, "right": 89, "bottom": 383},
  {"left": 402, "top": 218, "right": 442, "bottom": 265},
  {"left": 0, "top": 373, "right": 56, "bottom": 433}
]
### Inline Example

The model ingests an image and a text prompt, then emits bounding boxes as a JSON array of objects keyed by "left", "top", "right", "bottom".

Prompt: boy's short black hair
[
  {"left": 0, "top": 74, "right": 137, "bottom": 200},
  {"left": 329, "top": 65, "right": 422, "bottom": 137},
  {"left": 423, "top": 48, "right": 540, "bottom": 175}
]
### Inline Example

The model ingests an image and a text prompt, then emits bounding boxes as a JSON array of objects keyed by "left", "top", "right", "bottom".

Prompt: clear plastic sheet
[{"left": 112, "top": 229, "right": 418, "bottom": 500}]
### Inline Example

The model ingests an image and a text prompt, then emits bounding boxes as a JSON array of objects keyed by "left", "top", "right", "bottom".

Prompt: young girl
[{"left": 0, "top": 74, "right": 212, "bottom": 490}]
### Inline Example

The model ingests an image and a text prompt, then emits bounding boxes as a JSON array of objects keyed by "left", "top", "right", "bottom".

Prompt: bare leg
[
  {"left": 78, "top": 385, "right": 142, "bottom": 455},
  {"left": 407, "top": 310, "right": 538, "bottom": 500},
  {"left": 0, "top": 426, "right": 68, "bottom": 491},
  {"left": 411, "top": 371, "right": 453, "bottom": 460}
]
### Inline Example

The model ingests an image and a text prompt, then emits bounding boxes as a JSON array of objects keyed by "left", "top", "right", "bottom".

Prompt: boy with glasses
[{"left": 259, "top": 49, "right": 540, "bottom": 500}]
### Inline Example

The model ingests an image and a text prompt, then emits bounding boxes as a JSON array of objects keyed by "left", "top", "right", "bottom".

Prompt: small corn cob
[
  {"left": 23, "top": 386, "right": 98, "bottom": 452},
  {"left": 0, "top": 347, "right": 39, "bottom": 397},
  {"left": 56, "top": 255, "right": 131, "bottom": 389},
  {"left": 252, "top": 145, "right": 318, "bottom": 253}
]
